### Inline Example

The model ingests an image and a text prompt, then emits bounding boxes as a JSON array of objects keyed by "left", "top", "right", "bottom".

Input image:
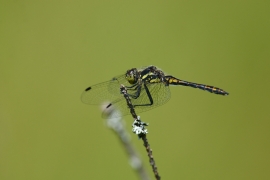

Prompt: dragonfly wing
[
  {"left": 132, "top": 83, "right": 171, "bottom": 114},
  {"left": 103, "top": 83, "right": 171, "bottom": 118},
  {"left": 101, "top": 98, "right": 128, "bottom": 119},
  {"left": 81, "top": 75, "right": 127, "bottom": 105}
]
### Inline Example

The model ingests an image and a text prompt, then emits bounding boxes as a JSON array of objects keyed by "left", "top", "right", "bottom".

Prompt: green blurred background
[{"left": 1, "top": 1, "right": 269, "bottom": 180}]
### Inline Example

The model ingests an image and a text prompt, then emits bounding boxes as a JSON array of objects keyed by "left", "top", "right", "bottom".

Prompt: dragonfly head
[{"left": 126, "top": 68, "right": 139, "bottom": 84}]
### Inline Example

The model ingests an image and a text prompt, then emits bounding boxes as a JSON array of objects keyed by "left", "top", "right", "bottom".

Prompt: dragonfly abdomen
[{"left": 165, "top": 76, "right": 229, "bottom": 95}]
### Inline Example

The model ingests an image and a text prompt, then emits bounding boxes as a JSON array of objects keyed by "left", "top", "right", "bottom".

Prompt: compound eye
[
  {"left": 126, "top": 69, "right": 137, "bottom": 84},
  {"left": 126, "top": 76, "right": 135, "bottom": 84}
]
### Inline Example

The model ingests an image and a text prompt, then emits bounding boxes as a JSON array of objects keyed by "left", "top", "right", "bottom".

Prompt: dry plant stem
[
  {"left": 106, "top": 115, "right": 150, "bottom": 180},
  {"left": 118, "top": 132, "right": 150, "bottom": 180},
  {"left": 141, "top": 135, "right": 160, "bottom": 180},
  {"left": 120, "top": 85, "right": 161, "bottom": 180}
]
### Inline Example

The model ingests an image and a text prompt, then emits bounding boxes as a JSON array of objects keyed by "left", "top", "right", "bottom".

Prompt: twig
[
  {"left": 120, "top": 85, "right": 161, "bottom": 180},
  {"left": 104, "top": 108, "right": 150, "bottom": 180}
]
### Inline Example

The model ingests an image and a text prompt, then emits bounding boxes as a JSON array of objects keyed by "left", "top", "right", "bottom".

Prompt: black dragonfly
[{"left": 81, "top": 66, "right": 229, "bottom": 118}]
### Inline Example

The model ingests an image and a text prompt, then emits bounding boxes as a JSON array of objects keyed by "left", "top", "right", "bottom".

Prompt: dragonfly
[{"left": 81, "top": 66, "right": 229, "bottom": 118}]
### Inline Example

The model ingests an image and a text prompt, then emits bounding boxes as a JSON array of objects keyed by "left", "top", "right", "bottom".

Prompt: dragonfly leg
[
  {"left": 126, "top": 83, "right": 138, "bottom": 89},
  {"left": 125, "top": 84, "right": 154, "bottom": 107},
  {"left": 127, "top": 84, "right": 142, "bottom": 99},
  {"left": 133, "top": 84, "right": 154, "bottom": 107}
]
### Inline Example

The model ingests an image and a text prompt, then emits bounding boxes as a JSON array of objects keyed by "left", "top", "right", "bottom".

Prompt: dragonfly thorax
[{"left": 125, "top": 68, "right": 139, "bottom": 84}]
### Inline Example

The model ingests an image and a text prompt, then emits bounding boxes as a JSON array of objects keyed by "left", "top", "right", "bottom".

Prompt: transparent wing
[
  {"left": 81, "top": 74, "right": 128, "bottom": 105},
  {"left": 132, "top": 82, "right": 171, "bottom": 109},
  {"left": 103, "top": 82, "right": 171, "bottom": 118}
]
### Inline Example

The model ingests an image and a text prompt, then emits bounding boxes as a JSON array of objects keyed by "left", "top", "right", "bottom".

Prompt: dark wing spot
[
  {"left": 106, "top": 103, "right": 112, "bottom": 108},
  {"left": 85, "top": 87, "right": 92, "bottom": 91}
]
